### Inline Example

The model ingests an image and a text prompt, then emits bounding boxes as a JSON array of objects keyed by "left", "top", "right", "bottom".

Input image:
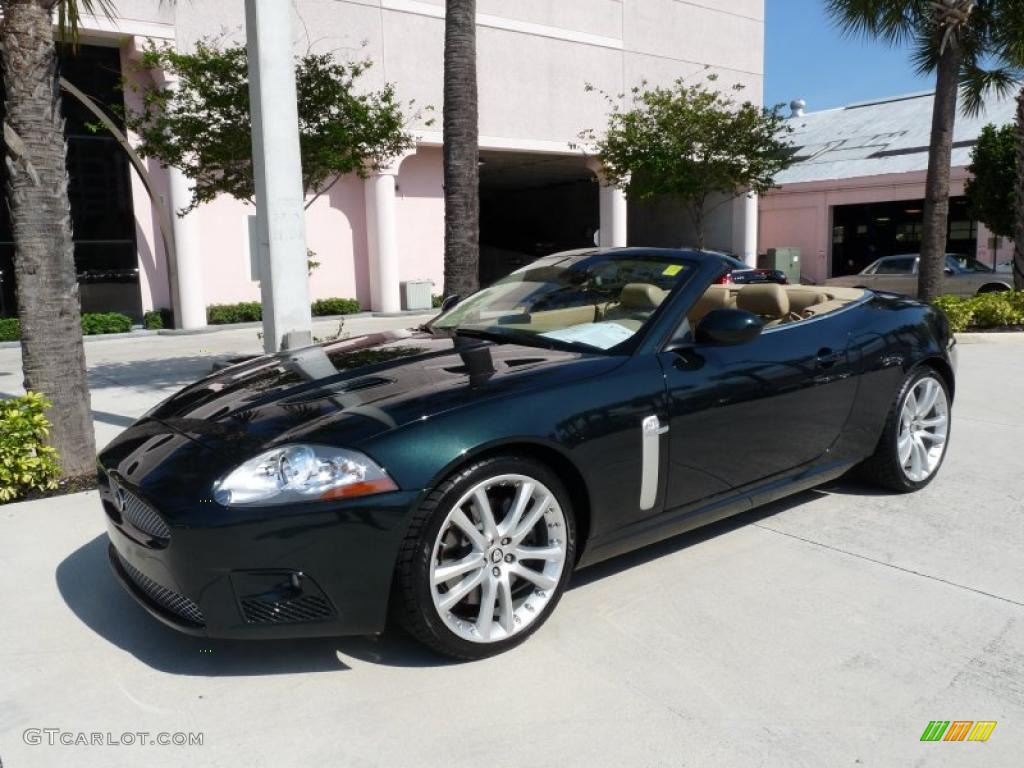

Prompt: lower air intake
[{"left": 240, "top": 594, "right": 335, "bottom": 624}]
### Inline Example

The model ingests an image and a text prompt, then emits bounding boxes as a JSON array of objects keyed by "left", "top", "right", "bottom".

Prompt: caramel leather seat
[
  {"left": 687, "top": 285, "right": 734, "bottom": 326},
  {"left": 786, "top": 288, "right": 828, "bottom": 316},
  {"left": 737, "top": 283, "right": 790, "bottom": 326},
  {"left": 603, "top": 283, "right": 667, "bottom": 329}
]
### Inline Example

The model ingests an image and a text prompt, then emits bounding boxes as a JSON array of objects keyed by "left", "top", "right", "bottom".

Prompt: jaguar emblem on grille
[{"left": 109, "top": 475, "right": 127, "bottom": 513}]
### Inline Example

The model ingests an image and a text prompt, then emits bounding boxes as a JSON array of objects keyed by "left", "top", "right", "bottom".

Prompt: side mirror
[
  {"left": 440, "top": 294, "right": 461, "bottom": 313},
  {"left": 943, "top": 267, "right": 955, "bottom": 275},
  {"left": 695, "top": 308, "right": 764, "bottom": 346}
]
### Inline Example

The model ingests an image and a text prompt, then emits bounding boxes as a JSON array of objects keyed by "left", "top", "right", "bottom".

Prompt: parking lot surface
[{"left": 0, "top": 334, "right": 1021, "bottom": 767}]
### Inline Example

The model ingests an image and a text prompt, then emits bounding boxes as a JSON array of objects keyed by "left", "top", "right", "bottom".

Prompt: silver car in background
[{"left": 826, "top": 254, "right": 1013, "bottom": 297}]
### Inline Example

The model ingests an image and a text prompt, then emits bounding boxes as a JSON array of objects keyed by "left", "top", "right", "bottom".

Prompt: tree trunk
[
  {"left": 1, "top": 2, "right": 96, "bottom": 477},
  {"left": 442, "top": 0, "right": 479, "bottom": 299},
  {"left": 918, "top": 40, "right": 963, "bottom": 303},
  {"left": 1015, "top": 88, "right": 1024, "bottom": 291}
]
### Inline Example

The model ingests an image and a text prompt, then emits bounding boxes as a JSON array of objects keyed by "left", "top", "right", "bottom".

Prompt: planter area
[{"left": 934, "top": 290, "right": 1024, "bottom": 333}]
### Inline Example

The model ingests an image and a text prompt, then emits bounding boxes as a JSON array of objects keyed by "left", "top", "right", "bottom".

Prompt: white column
[
  {"left": 599, "top": 184, "right": 628, "bottom": 248},
  {"left": 587, "top": 159, "right": 627, "bottom": 248},
  {"left": 166, "top": 169, "right": 206, "bottom": 329},
  {"left": 245, "top": 0, "right": 312, "bottom": 353},
  {"left": 365, "top": 154, "right": 412, "bottom": 313},
  {"left": 732, "top": 191, "right": 759, "bottom": 266}
]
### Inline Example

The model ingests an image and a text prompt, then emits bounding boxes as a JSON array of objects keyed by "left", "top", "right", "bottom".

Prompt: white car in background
[{"left": 826, "top": 254, "right": 1014, "bottom": 297}]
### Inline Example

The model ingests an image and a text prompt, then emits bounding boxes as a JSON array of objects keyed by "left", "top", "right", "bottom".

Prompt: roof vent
[{"left": 789, "top": 99, "right": 806, "bottom": 118}]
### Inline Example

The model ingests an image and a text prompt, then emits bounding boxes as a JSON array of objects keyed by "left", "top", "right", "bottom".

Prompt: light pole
[{"left": 244, "top": 0, "right": 312, "bottom": 352}]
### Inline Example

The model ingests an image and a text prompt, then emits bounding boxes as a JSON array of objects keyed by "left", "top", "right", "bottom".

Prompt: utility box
[
  {"left": 762, "top": 248, "right": 801, "bottom": 284},
  {"left": 402, "top": 279, "right": 434, "bottom": 311}
]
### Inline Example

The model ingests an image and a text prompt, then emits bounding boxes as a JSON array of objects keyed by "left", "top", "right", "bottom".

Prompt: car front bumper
[{"left": 102, "top": 484, "right": 422, "bottom": 639}]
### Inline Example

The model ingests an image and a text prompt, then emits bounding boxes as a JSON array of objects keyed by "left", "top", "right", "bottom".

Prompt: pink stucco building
[
  {"left": 760, "top": 91, "right": 1018, "bottom": 285},
  {"left": 0, "top": 0, "right": 768, "bottom": 328}
]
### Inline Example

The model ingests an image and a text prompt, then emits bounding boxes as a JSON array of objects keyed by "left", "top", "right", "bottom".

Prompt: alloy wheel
[
  {"left": 897, "top": 375, "right": 949, "bottom": 483},
  {"left": 429, "top": 474, "right": 568, "bottom": 644}
]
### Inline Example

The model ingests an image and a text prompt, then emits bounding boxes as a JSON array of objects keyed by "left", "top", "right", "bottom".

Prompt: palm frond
[
  {"left": 824, "top": 0, "right": 922, "bottom": 46},
  {"left": 959, "top": 62, "right": 1022, "bottom": 117},
  {"left": 57, "top": 0, "right": 119, "bottom": 45}
]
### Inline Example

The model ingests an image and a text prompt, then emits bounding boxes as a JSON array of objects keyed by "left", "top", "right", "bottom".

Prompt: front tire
[
  {"left": 859, "top": 367, "right": 951, "bottom": 492},
  {"left": 393, "top": 455, "right": 576, "bottom": 660}
]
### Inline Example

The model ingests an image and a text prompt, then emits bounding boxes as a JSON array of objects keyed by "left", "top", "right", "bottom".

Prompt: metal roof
[{"left": 775, "top": 89, "right": 1018, "bottom": 186}]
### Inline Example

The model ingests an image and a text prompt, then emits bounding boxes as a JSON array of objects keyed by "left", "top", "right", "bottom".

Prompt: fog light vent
[{"left": 240, "top": 594, "right": 335, "bottom": 624}]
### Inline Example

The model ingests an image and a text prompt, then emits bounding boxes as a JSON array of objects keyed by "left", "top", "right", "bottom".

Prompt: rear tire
[
  {"left": 393, "top": 455, "right": 576, "bottom": 660},
  {"left": 859, "top": 367, "right": 951, "bottom": 493},
  {"left": 977, "top": 284, "right": 1010, "bottom": 294}
]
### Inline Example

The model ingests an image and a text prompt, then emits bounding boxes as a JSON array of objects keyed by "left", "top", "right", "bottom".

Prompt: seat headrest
[
  {"left": 618, "top": 283, "right": 666, "bottom": 310},
  {"left": 737, "top": 283, "right": 790, "bottom": 317}
]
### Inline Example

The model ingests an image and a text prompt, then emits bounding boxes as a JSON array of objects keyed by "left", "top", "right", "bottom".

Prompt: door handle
[{"left": 815, "top": 348, "right": 840, "bottom": 368}]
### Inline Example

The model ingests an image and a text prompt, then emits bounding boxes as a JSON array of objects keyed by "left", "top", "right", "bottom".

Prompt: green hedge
[
  {"left": 143, "top": 308, "right": 174, "bottom": 330},
  {"left": 934, "top": 291, "right": 1024, "bottom": 333},
  {"left": 311, "top": 297, "right": 361, "bottom": 316},
  {"left": 0, "top": 392, "right": 60, "bottom": 502},
  {"left": 207, "top": 298, "right": 361, "bottom": 324},
  {"left": 0, "top": 313, "right": 134, "bottom": 341},
  {"left": 207, "top": 301, "right": 263, "bottom": 325},
  {"left": 0, "top": 317, "right": 18, "bottom": 342},
  {"left": 81, "top": 312, "right": 133, "bottom": 335}
]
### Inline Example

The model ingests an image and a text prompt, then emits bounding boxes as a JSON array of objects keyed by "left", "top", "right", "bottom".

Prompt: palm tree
[
  {"left": 0, "top": 0, "right": 113, "bottom": 478},
  {"left": 1015, "top": 88, "right": 1024, "bottom": 290},
  {"left": 442, "top": 0, "right": 479, "bottom": 300},
  {"left": 827, "top": 0, "right": 1024, "bottom": 303}
]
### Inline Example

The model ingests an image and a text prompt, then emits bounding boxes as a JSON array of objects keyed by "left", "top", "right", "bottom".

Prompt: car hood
[{"left": 141, "top": 330, "right": 621, "bottom": 456}]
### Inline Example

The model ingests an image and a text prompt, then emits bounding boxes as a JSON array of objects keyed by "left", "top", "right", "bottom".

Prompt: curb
[{"left": 0, "top": 311, "right": 436, "bottom": 348}]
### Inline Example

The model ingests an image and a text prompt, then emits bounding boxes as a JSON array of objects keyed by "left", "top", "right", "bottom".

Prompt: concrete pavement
[
  {"left": 0, "top": 335, "right": 1022, "bottom": 767},
  {"left": 0, "top": 313, "right": 435, "bottom": 450}
]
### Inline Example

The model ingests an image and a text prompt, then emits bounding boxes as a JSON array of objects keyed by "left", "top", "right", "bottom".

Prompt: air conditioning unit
[{"left": 402, "top": 279, "right": 434, "bottom": 311}]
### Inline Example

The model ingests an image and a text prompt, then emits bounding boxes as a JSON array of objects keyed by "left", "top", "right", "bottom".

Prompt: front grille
[
  {"left": 119, "top": 488, "right": 171, "bottom": 540},
  {"left": 115, "top": 551, "right": 205, "bottom": 626},
  {"left": 241, "top": 594, "right": 334, "bottom": 624}
]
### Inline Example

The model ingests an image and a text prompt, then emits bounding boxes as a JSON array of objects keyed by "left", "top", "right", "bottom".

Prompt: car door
[
  {"left": 871, "top": 256, "right": 918, "bottom": 296},
  {"left": 656, "top": 306, "right": 861, "bottom": 513}
]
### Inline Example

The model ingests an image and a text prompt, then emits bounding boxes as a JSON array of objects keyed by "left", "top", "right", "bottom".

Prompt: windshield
[
  {"left": 947, "top": 254, "right": 993, "bottom": 273},
  {"left": 433, "top": 252, "right": 696, "bottom": 352}
]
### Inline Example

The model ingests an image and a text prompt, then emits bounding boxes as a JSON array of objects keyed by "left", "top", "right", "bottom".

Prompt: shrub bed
[
  {"left": 143, "top": 308, "right": 174, "bottom": 330},
  {"left": 934, "top": 291, "right": 1024, "bottom": 333},
  {"left": 0, "top": 313, "right": 136, "bottom": 341},
  {"left": 0, "top": 392, "right": 60, "bottom": 502},
  {"left": 208, "top": 298, "right": 362, "bottom": 324},
  {"left": 81, "top": 312, "right": 133, "bottom": 335},
  {"left": 0, "top": 317, "right": 19, "bottom": 342},
  {"left": 207, "top": 302, "right": 262, "bottom": 324},
  {"left": 311, "top": 297, "right": 361, "bottom": 316}
]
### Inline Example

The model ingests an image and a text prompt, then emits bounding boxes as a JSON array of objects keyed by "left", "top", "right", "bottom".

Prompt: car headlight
[{"left": 213, "top": 444, "right": 397, "bottom": 506}]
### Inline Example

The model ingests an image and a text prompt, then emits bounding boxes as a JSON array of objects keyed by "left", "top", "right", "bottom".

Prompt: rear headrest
[
  {"left": 737, "top": 283, "right": 790, "bottom": 317},
  {"left": 618, "top": 283, "right": 666, "bottom": 310},
  {"left": 688, "top": 285, "right": 732, "bottom": 322},
  {"left": 787, "top": 289, "right": 828, "bottom": 314}
]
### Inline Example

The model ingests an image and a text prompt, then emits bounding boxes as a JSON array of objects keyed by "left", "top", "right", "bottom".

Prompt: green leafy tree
[
  {"left": 965, "top": 123, "right": 1016, "bottom": 240},
  {"left": 581, "top": 76, "right": 793, "bottom": 250},
  {"left": 124, "top": 40, "right": 426, "bottom": 213},
  {"left": 827, "top": 0, "right": 1024, "bottom": 303},
  {"left": 0, "top": 0, "right": 115, "bottom": 479}
]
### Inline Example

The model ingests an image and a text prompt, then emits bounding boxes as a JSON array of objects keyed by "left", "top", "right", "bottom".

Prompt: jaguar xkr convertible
[{"left": 99, "top": 248, "right": 956, "bottom": 659}]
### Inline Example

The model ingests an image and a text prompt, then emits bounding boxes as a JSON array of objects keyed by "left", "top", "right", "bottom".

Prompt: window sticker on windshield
[
  {"left": 540, "top": 322, "right": 635, "bottom": 350},
  {"left": 662, "top": 264, "right": 683, "bottom": 276}
]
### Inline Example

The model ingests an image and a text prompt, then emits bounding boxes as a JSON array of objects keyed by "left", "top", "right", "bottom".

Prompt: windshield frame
[{"left": 428, "top": 249, "right": 705, "bottom": 356}]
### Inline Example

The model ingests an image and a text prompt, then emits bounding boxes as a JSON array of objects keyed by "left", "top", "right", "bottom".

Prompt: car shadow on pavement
[
  {"left": 56, "top": 535, "right": 459, "bottom": 675},
  {"left": 57, "top": 480, "right": 873, "bottom": 674}
]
